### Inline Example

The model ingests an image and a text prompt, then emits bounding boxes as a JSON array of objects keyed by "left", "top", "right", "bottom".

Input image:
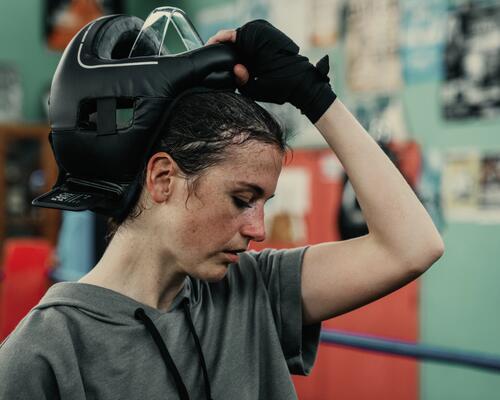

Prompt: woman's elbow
[
  {"left": 428, "top": 236, "right": 445, "bottom": 264},
  {"left": 410, "top": 234, "right": 445, "bottom": 274}
]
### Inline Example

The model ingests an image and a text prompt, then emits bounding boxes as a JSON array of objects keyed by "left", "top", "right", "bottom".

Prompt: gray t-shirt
[{"left": 0, "top": 246, "right": 321, "bottom": 399}]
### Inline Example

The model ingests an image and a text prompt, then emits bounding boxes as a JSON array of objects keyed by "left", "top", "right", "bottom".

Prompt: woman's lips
[{"left": 222, "top": 251, "right": 240, "bottom": 263}]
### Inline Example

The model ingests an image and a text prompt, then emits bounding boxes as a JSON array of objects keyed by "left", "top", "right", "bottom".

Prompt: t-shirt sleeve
[{"left": 247, "top": 246, "right": 322, "bottom": 375}]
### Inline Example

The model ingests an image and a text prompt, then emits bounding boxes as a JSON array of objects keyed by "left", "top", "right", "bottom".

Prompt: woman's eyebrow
[{"left": 235, "top": 182, "right": 275, "bottom": 199}]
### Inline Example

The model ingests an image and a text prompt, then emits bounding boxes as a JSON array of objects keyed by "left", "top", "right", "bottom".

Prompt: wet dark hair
[{"left": 107, "top": 90, "right": 290, "bottom": 237}]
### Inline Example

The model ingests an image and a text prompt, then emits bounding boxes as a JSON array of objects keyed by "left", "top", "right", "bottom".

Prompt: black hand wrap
[{"left": 235, "top": 19, "right": 337, "bottom": 123}]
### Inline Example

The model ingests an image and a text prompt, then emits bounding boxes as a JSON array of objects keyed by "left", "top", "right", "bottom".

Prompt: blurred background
[{"left": 0, "top": 0, "right": 499, "bottom": 399}]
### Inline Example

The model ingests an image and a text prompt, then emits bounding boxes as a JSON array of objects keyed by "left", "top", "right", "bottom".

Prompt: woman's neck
[{"left": 78, "top": 226, "right": 186, "bottom": 311}]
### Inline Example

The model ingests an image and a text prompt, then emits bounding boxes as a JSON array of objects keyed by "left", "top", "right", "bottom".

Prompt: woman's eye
[{"left": 232, "top": 197, "right": 251, "bottom": 209}]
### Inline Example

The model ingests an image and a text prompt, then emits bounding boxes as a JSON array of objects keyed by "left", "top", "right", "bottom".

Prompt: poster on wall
[
  {"left": 442, "top": 150, "right": 500, "bottom": 223},
  {"left": 345, "top": 0, "right": 402, "bottom": 93},
  {"left": 441, "top": 3, "right": 500, "bottom": 120},
  {"left": 44, "top": 0, "right": 123, "bottom": 51},
  {"left": 442, "top": 151, "right": 480, "bottom": 220},
  {"left": 400, "top": 0, "right": 447, "bottom": 83},
  {"left": 478, "top": 154, "right": 500, "bottom": 210}
]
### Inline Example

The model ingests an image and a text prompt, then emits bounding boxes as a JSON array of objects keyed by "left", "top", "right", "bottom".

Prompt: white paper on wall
[
  {"left": 440, "top": 149, "right": 500, "bottom": 224},
  {"left": 268, "top": 0, "right": 310, "bottom": 50},
  {"left": 310, "top": 0, "right": 343, "bottom": 47},
  {"left": 345, "top": 0, "right": 402, "bottom": 93},
  {"left": 442, "top": 150, "right": 481, "bottom": 219},
  {"left": 265, "top": 167, "right": 311, "bottom": 243}
]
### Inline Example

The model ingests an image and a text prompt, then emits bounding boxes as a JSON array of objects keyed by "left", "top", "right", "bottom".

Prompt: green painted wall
[
  {"left": 421, "top": 224, "right": 500, "bottom": 399},
  {"left": 0, "top": 1, "right": 60, "bottom": 122},
  {"left": 1, "top": 0, "right": 499, "bottom": 398}
]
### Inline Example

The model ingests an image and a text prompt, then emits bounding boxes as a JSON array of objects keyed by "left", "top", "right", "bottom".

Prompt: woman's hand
[
  {"left": 206, "top": 30, "right": 249, "bottom": 86},
  {"left": 206, "top": 20, "right": 336, "bottom": 123}
]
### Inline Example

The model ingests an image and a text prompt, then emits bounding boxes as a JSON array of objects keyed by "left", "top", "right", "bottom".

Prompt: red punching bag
[{"left": 0, "top": 239, "right": 53, "bottom": 341}]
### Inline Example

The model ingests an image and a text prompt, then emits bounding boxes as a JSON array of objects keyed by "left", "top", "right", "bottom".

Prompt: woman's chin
[
  {"left": 200, "top": 261, "right": 231, "bottom": 282},
  {"left": 185, "top": 257, "right": 234, "bottom": 282}
]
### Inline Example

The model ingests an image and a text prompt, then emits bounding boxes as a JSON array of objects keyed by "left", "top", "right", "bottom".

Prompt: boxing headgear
[{"left": 33, "top": 7, "right": 237, "bottom": 217}]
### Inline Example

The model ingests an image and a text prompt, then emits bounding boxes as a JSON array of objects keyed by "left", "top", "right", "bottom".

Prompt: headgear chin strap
[{"left": 33, "top": 7, "right": 237, "bottom": 217}]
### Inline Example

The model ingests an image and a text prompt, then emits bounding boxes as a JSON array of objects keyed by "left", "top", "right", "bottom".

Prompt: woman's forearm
[{"left": 315, "top": 99, "right": 444, "bottom": 271}]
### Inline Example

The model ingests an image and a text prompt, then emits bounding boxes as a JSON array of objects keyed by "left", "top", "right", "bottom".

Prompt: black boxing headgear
[{"left": 32, "top": 7, "right": 237, "bottom": 217}]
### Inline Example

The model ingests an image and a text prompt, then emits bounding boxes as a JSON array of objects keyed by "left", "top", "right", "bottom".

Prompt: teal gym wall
[{"left": 1, "top": 0, "right": 499, "bottom": 398}]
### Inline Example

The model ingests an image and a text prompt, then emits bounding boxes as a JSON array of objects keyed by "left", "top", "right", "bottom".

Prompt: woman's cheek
[{"left": 180, "top": 208, "right": 234, "bottom": 247}]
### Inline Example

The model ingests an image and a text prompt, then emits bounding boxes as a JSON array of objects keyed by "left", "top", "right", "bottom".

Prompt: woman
[{"left": 0, "top": 18, "right": 444, "bottom": 400}]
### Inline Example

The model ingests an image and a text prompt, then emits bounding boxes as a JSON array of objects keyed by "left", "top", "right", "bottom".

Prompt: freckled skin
[{"left": 157, "top": 142, "right": 283, "bottom": 282}]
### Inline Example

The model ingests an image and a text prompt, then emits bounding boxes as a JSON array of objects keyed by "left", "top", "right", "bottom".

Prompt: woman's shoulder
[
  {"left": 237, "top": 246, "right": 309, "bottom": 281},
  {"left": 0, "top": 282, "right": 97, "bottom": 358},
  {"left": 0, "top": 307, "right": 72, "bottom": 388},
  {"left": 241, "top": 246, "right": 309, "bottom": 266},
  {"left": 0, "top": 304, "right": 74, "bottom": 396},
  {"left": 1, "top": 304, "right": 71, "bottom": 354}
]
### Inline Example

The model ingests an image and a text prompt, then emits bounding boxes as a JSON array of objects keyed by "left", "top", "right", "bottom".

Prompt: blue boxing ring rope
[{"left": 320, "top": 329, "right": 500, "bottom": 373}]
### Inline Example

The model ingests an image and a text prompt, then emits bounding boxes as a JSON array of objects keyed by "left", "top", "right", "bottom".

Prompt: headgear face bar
[{"left": 32, "top": 7, "right": 237, "bottom": 216}]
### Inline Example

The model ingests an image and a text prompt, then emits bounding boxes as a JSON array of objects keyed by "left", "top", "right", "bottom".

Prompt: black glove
[{"left": 235, "top": 19, "right": 337, "bottom": 123}]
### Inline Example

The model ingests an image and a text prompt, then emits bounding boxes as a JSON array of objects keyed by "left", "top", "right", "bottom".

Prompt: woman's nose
[{"left": 240, "top": 207, "right": 266, "bottom": 242}]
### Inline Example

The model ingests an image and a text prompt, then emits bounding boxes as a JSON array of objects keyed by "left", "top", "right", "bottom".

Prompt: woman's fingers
[
  {"left": 234, "top": 64, "right": 249, "bottom": 86},
  {"left": 206, "top": 29, "right": 248, "bottom": 86},
  {"left": 206, "top": 29, "right": 237, "bottom": 45}
]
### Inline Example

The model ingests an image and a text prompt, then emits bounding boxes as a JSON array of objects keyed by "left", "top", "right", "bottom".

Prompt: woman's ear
[{"left": 145, "top": 152, "right": 177, "bottom": 203}]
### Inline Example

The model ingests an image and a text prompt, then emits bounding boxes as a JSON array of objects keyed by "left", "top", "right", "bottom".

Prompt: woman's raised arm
[
  {"left": 300, "top": 100, "right": 444, "bottom": 325},
  {"left": 207, "top": 20, "right": 444, "bottom": 324}
]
